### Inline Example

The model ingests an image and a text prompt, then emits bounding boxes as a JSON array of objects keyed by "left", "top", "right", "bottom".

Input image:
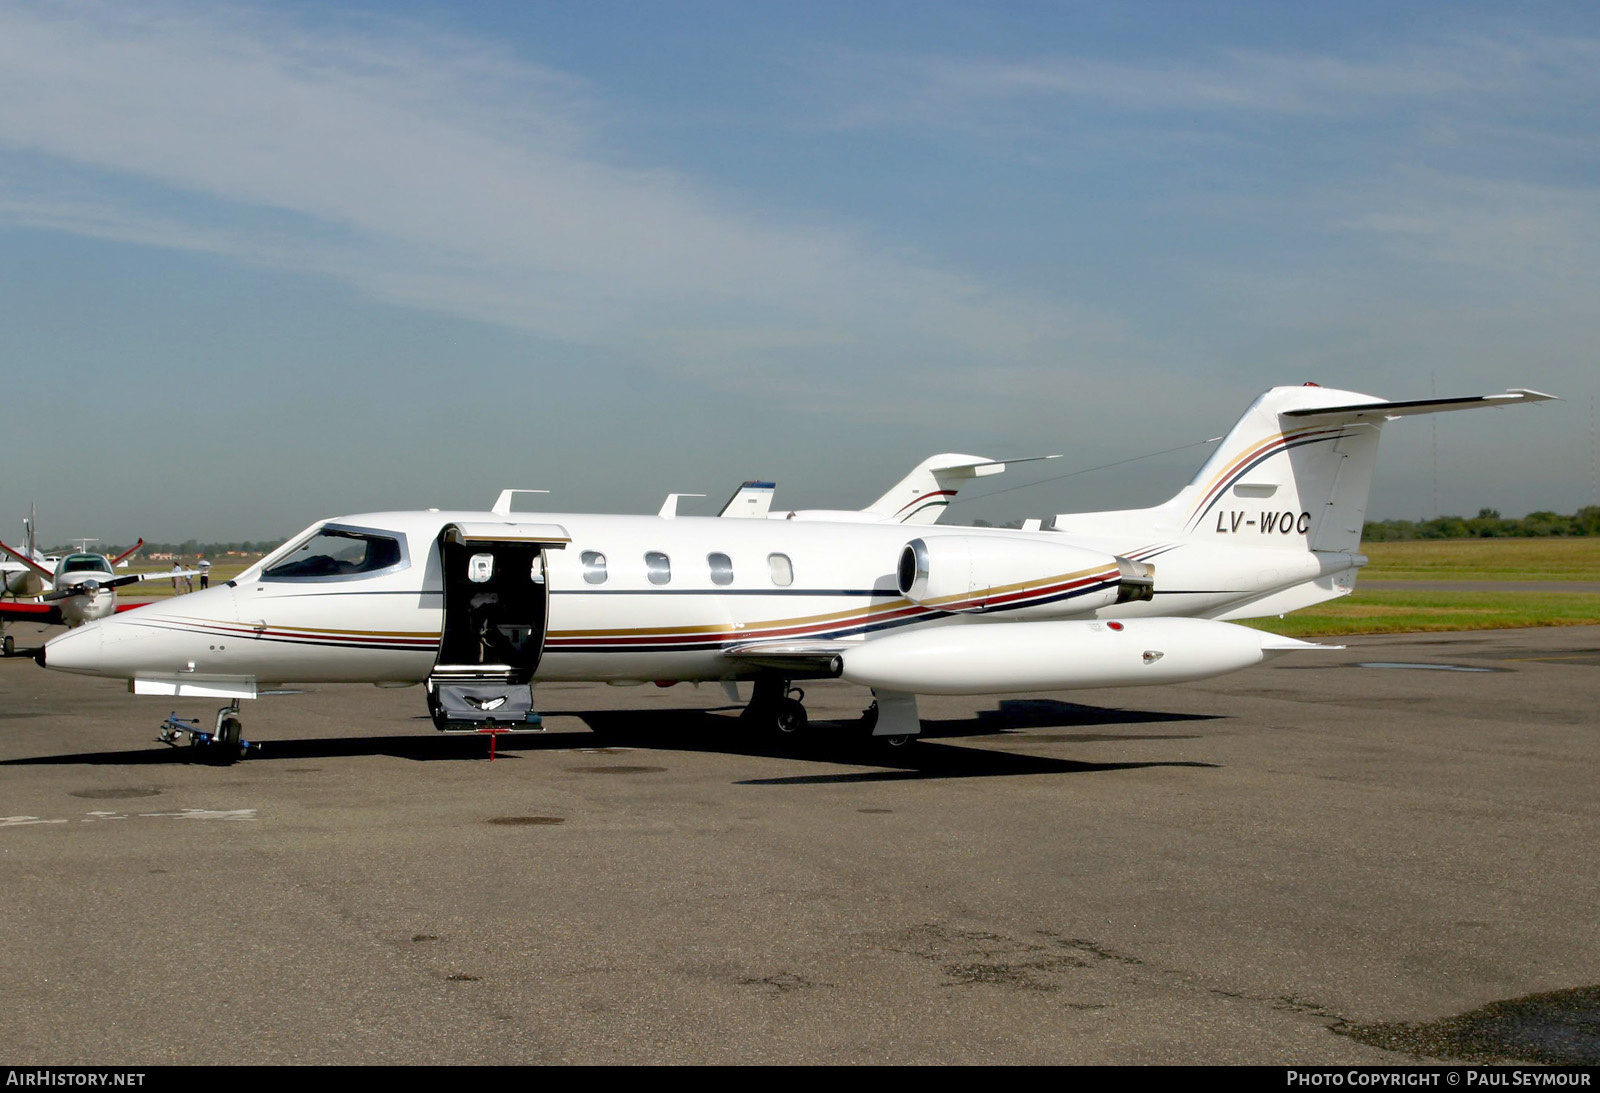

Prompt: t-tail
[
  {"left": 729, "top": 453, "right": 1061, "bottom": 525},
  {"left": 1054, "top": 383, "right": 1556, "bottom": 554}
]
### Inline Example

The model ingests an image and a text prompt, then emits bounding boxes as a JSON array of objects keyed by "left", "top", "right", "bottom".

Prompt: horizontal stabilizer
[{"left": 1281, "top": 389, "right": 1556, "bottom": 423}]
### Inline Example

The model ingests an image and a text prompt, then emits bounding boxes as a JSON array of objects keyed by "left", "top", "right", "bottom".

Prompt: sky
[{"left": 0, "top": 0, "right": 1595, "bottom": 545}]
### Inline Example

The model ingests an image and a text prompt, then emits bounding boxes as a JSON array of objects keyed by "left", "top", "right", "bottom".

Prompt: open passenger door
[{"left": 426, "top": 521, "right": 570, "bottom": 732}]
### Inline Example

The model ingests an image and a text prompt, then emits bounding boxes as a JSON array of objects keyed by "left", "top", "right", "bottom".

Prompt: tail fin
[
  {"left": 862, "top": 454, "right": 1003, "bottom": 525},
  {"left": 1053, "top": 385, "right": 1555, "bottom": 551},
  {"left": 718, "top": 481, "right": 776, "bottom": 519}
]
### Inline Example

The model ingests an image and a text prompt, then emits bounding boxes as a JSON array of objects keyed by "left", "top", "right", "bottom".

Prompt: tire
[
  {"left": 1, "top": 634, "right": 13, "bottom": 658},
  {"left": 213, "top": 716, "right": 244, "bottom": 764},
  {"left": 772, "top": 697, "right": 808, "bottom": 737}
]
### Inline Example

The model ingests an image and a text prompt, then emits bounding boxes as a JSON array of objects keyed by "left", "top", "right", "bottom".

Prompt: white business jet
[
  {"left": 717, "top": 452, "right": 1060, "bottom": 523},
  {"left": 36, "top": 384, "right": 1552, "bottom": 758}
]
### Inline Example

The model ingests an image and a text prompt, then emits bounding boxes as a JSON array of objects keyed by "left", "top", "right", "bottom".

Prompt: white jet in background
[
  {"left": 37, "top": 384, "right": 1553, "bottom": 758},
  {"left": 717, "top": 452, "right": 1060, "bottom": 523}
]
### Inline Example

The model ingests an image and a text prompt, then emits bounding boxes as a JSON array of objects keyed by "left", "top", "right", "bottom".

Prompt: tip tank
[{"left": 838, "top": 616, "right": 1337, "bottom": 696}]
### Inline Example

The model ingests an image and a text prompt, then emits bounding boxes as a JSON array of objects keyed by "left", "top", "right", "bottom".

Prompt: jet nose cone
[{"left": 40, "top": 624, "right": 104, "bottom": 676}]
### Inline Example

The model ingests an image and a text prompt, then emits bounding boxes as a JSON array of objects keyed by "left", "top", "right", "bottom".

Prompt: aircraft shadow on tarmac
[{"left": 0, "top": 698, "right": 1221, "bottom": 780}]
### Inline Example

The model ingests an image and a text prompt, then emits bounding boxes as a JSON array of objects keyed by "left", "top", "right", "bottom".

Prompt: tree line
[
  {"left": 79, "top": 540, "right": 285, "bottom": 559},
  {"left": 1363, "top": 507, "right": 1600, "bottom": 541}
]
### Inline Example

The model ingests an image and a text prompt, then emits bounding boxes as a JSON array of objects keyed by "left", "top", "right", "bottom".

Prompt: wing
[
  {"left": 106, "top": 569, "right": 198, "bottom": 590},
  {"left": 0, "top": 600, "right": 64, "bottom": 625},
  {"left": 0, "top": 538, "right": 53, "bottom": 580},
  {"left": 109, "top": 539, "right": 145, "bottom": 567}
]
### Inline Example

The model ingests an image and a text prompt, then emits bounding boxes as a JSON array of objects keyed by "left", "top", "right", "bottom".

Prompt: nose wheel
[{"left": 156, "top": 701, "right": 254, "bottom": 763}]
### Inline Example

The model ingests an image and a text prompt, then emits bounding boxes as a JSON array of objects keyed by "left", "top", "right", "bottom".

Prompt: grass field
[
  {"left": 1361, "top": 537, "right": 1600, "bottom": 581},
  {"left": 1244, "top": 538, "right": 1600, "bottom": 636},
  {"left": 1246, "top": 589, "right": 1600, "bottom": 638},
  {"left": 118, "top": 559, "right": 260, "bottom": 599}
]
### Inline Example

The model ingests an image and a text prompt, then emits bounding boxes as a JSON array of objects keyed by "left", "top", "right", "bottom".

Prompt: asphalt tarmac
[{"left": 1, "top": 622, "right": 1597, "bottom": 1065}]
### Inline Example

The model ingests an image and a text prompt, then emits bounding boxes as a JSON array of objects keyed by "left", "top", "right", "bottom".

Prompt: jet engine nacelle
[
  {"left": 839, "top": 616, "right": 1319, "bottom": 695},
  {"left": 896, "top": 535, "right": 1153, "bottom": 619}
]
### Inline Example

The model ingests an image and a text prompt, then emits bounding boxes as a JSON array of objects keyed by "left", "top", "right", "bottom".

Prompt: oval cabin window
[
  {"left": 767, "top": 553, "right": 793, "bottom": 587},
  {"left": 645, "top": 551, "right": 672, "bottom": 585}
]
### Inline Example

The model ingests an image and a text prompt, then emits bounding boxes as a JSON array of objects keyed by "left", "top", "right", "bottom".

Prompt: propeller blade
[{"left": 42, "top": 580, "right": 99, "bottom": 601}]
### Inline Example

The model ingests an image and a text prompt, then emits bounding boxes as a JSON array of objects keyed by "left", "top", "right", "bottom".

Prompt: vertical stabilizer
[
  {"left": 1052, "top": 385, "right": 1554, "bottom": 552},
  {"left": 862, "top": 454, "right": 1002, "bottom": 525}
]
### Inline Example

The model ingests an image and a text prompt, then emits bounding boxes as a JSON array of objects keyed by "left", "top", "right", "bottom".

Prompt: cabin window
[
  {"left": 707, "top": 552, "right": 734, "bottom": 586},
  {"left": 645, "top": 551, "right": 671, "bottom": 585},
  {"left": 261, "top": 526, "right": 407, "bottom": 581},
  {"left": 581, "top": 551, "right": 608, "bottom": 585},
  {"left": 767, "top": 552, "right": 793, "bottom": 587}
]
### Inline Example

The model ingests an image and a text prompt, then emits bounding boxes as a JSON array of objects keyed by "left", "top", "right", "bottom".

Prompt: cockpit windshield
[
  {"left": 261, "top": 525, "right": 408, "bottom": 581},
  {"left": 59, "top": 554, "right": 112, "bottom": 576}
]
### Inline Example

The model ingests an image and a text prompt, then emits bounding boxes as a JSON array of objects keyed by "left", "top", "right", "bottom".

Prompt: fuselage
[
  {"left": 39, "top": 509, "right": 1363, "bottom": 690},
  {"left": 48, "top": 553, "right": 119, "bottom": 627}
]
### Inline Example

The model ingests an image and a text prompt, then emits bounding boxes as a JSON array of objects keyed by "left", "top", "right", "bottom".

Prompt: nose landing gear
[{"left": 157, "top": 700, "right": 254, "bottom": 763}]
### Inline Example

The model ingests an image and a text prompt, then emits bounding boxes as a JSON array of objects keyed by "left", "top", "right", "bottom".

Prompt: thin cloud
[
  {"left": 813, "top": 30, "right": 1600, "bottom": 130},
  {"left": 0, "top": 1, "right": 1124, "bottom": 397}
]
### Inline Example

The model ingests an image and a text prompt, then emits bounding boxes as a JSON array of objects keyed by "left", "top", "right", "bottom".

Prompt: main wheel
[
  {"left": 771, "top": 697, "right": 808, "bottom": 737},
  {"left": 1, "top": 634, "right": 13, "bottom": 658}
]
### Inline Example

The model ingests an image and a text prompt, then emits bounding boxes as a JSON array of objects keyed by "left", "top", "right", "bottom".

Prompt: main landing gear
[
  {"left": 740, "top": 676, "right": 808, "bottom": 739},
  {"left": 157, "top": 700, "right": 254, "bottom": 763},
  {"left": 738, "top": 676, "right": 920, "bottom": 750}
]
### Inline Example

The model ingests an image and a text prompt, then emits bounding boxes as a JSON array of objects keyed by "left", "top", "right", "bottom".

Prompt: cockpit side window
[{"left": 261, "top": 526, "right": 408, "bottom": 581}]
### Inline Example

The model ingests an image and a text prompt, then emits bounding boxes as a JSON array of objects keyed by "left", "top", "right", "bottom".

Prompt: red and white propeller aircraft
[
  {"left": 0, "top": 521, "right": 193, "bottom": 655},
  {"left": 35, "top": 384, "right": 1552, "bottom": 757}
]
